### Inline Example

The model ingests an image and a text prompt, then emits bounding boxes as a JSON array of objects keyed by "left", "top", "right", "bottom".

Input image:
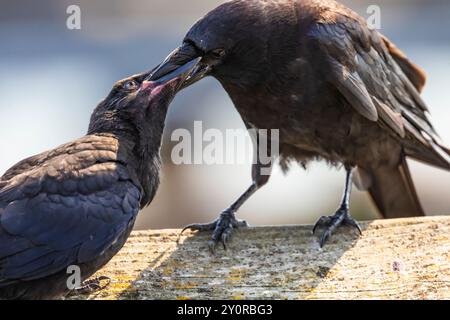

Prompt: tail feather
[
  {"left": 429, "top": 142, "right": 450, "bottom": 168},
  {"left": 368, "top": 157, "right": 424, "bottom": 218},
  {"left": 405, "top": 138, "right": 450, "bottom": 171}
]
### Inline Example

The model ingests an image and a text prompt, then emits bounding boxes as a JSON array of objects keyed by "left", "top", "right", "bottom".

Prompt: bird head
[
  {"left": 149, "top": 1, "right": 273, "bottom": 89},
  {"left": 88, "top": 58, "right": 200, "bottom": 138}
]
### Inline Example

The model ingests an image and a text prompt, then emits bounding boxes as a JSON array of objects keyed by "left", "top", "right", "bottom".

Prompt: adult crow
[
  {"left": 0, "top": 59, "right": 199, "bottom": 299},
  {"left": 150, "top": 0, "right": 450, "bottom": 249}
]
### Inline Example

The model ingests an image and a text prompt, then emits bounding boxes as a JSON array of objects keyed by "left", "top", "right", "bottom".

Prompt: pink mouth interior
[{"left": 141, "top": 77, "right": 180, "bottom": 99}]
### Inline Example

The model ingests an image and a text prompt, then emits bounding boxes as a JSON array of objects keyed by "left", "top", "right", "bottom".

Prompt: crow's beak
[
  {"left": 148, "top": 42, "right": 210, "bottom": 90},
  {"left": 143, "top": 57, "right": 201, "bottom": 91}
]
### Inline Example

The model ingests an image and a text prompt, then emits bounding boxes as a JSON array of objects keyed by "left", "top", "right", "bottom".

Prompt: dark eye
[
  {"left": 210, "top": 48, "right": 225, "bottom": 59},
  {"left": 123, "top": 80, "right": 138, "bottom": 91}
]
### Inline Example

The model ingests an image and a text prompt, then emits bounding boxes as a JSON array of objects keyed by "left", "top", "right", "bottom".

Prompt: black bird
[
  {"left": 150, "top": 0, "right": 450, "bottom": 249},
  {"left": 0, "top": 60, "right": 198, "bottom": 299}
]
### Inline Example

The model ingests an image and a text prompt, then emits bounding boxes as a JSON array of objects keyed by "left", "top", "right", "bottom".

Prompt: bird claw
[
  {"left": 313, "top": 208, "right": 362, "bottom": 247},
  {"left": 181, "top": 220, "right": 218, "bottom": 234},
  {"left": 312, "top": 216, "right": 332, "bottom": 234},
  {"left": 344, "top": 216, "right": 362, "bottom": 235},
  {"left": 70, "top": 276, "right": 111, "bottom": 296},
  {"left": 181, "top": 209, "right": 248, "bottom": 253}
]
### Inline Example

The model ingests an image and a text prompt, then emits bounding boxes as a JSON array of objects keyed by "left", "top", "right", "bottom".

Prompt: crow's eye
[
  {"left": 123, "top": 80, "right": 138, "bottom": 91},
  {"left": 210, "top": 48, "right": 225, "bottom": 59}
]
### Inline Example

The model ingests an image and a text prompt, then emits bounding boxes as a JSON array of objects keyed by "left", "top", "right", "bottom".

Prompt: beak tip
[{"left": 151, "top": 56, "right": 202, "bottom": 86}]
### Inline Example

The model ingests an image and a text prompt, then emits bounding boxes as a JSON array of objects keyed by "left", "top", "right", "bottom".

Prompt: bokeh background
[{"left": 1, "top": 0, "right": 449, "bottom": 230}]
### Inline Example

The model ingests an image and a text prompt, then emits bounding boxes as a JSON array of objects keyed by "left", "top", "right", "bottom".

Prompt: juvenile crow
[
  {"left": 150, "top": 0, "right": 450, "bottom": 249},
  {"left": 0, "top": 59, "right": 198, "bottom": 299}
]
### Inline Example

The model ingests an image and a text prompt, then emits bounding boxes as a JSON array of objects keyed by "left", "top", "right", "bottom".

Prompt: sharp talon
[
  {"left": 319, "top": 230, "right": 330, "bottom": 248},
  {"left": 177, "top": 226, "right": 193, "bottom": 243},
  {"left": 347, "top": 219, "right": 362, "bottom": 235},
  {"left": 313, "top": 216, "right": 328, "bottom": 234},
  {"left": 177, "top": 225, "right": 196, "bottom": 244},
  {"left": 180, "top": 226, "right": 192, "bottom": 235},
  {"left": 70, "top": 276, "right": 111, "bottom": 296},
  {"left": 342, "top": 214, "right": 362, "bottom": 235},
  {"left": 221, "top": 234, "right": 227, "bottom": 248},
  {"left": 184, "top": 209, "right": 248, "bottom": 253},
  {"left": 356, "top": 224, "right": 362, "bottom": 235},
  {"left": 97, "top": 276, "right": 110, "bottom": 282},
  {"left": 179, "top": 220, "right": 219, "bottom": 235},
  {"left": 312, "top": 222, "right": 320, "bottom": 235},
  {"left": 221, "top": 228, "right": 232, "bottom": 249},
  {"left": 208, "top": 240, "right": 217, "bottom": 254},
  {"left": 314, "top": 210, "right": 361, "bottom": 247}
]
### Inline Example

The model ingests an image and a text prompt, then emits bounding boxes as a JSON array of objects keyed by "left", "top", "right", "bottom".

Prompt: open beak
[
  {"left": 142, "top": 56, "right": 201, "bottom": 93},
  {"left": 148, "top": 42, "right": 210, "bottom": 90}
]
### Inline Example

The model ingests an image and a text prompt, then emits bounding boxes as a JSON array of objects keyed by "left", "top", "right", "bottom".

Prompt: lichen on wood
[{"left": 69, "top": 216, "right": 450, "bottom": 300}]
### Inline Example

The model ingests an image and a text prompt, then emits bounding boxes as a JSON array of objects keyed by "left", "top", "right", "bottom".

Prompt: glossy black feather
[
  {"left": 178, "top": 0, "right": 450, "bottom": 218},
  {"left": 0, "top": 135, "right": 142, "bottom": 295},
  {"left": 0, "top": 69, "right": 181, "bottom": 299}
]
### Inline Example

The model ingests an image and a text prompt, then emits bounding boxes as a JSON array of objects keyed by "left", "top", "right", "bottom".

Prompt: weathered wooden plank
[{"left": 70, "top": 216, "right": 450, "bottom": 300}]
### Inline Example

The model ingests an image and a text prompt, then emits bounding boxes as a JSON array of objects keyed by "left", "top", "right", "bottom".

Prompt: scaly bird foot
[
  {"left": 313, "top": 208, "right": 362, "bottom": 247},
  {"left": 181, "top": 209, "right": 248, "bottom": 253},
  {"left": 69, "top": 276, "right": 111, "bottom": 296}
]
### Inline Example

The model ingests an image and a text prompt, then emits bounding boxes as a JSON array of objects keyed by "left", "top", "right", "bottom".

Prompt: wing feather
[
  {"left": 0, "top": 135, "right": 141, "bottom": 284},
  {"left": 308, "top": 7, "right": 449, "bottom": 169}
]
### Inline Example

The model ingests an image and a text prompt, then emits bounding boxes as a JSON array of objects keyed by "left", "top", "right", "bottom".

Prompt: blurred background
[{"left": 1, "top": 0, "right": 449, "bottom": 230}]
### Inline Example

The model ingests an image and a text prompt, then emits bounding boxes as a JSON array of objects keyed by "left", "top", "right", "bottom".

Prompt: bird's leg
[
  {"left": 313, "top": 166, "right": 362, "bottom": 247},
  {"left": 182, "top": 163, "right": 271, "bottom": 252},
  {"left": 182, "top": 129, "right": 273, "bottom": 252},
  {"left": 69, "top": 276, "right": 111, "bottom": 296}
]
